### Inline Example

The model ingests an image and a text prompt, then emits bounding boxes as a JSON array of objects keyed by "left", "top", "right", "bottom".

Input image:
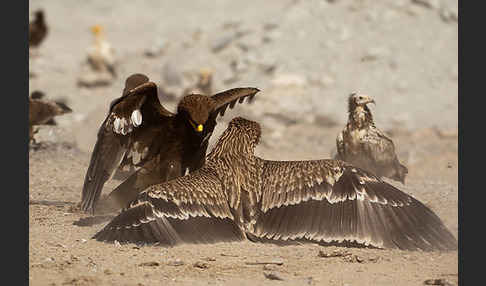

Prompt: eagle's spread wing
[
  {"left": 210, "top": 87, "right": 259, "bottom": 117},
  {"left": 249, "top": 158, "right": 456, "bottom": 251},
  {"left": 81, "top": 74, "right": 175, "bottom": 213},
  {"left": 93, "top": 167, "right": 245, "bottom": 246}
]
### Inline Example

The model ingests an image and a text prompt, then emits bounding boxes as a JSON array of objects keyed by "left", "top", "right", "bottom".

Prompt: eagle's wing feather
[
  {"left": 93, "top": 167, "right": 245, "bottom": 245},
  {"left": 250, "top": 158, "right": 456, "bottom": 251},
  {"left": 81, "top": 74, "right": 174, "bottom": 213},
  {"left": 210, "top": 87, "right": 259, "bottom": 118}
]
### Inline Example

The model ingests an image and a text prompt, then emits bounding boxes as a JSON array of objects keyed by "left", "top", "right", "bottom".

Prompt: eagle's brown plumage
[
  {"left": 80, "top": 73, "right": 259, "bottom": 214},
  {"left": 93, "top": 117, "right": 456, "bottom": 252},
  {"left": 29, "top": 10, "right": 48, "bottom": 48},
  {"left": 335, "top": 93, "right": 408, "bottom": 183},
  {"left": 29, "top": 91, "right": 72, "bottom": 143}
]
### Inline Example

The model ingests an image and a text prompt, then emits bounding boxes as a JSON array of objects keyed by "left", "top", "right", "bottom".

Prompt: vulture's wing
[
  {"left": 210, "top": 87, "right": 259, "bottom": 118},
  {"left": 93, "top": 167, "right": 245, "bottom": 246},
  {"left": 363, "top": 127, "right": 400, "bottom": 167},
  {"left": 81, "top": 74, "right": 174, "bottom": 214},
  {"left": 335, "top": 129, "right": 345, "bottom": 160},
  {"left": 250, "top": 158, "right": 457, "bottom": 251}
]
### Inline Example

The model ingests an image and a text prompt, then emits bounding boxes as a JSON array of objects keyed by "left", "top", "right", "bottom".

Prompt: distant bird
[
  {"left": 86, "top": 25, "right": 117, "bottom": 77},
  {"left": 29, "top": 9, "right": 48, "bottom": 49},
  {"left": 94, "top": 117, "right": 457, "bottom": 252},
  {"left": 182, "top": 68, "right": 213, "bottom": 96},
  {"left": 29, "top": 91, "right": 72, "bottom": 143},
  {"left": 81, "top": 73, "right": 259, "bottom": 214},
  {"left": 335, "top": 92, "right": 408, "bottom": 183}
]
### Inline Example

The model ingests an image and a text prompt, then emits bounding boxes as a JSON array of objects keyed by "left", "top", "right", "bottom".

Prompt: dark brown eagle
[
  {"left": 93, "top": 117, "right": 457, "bottom": 252},
  {"left": 80, "top": 73, "right": 259, "bottom": 214},
  {"left": 29, "top": 91, "right": 72, "bottom": 143},
  {"left": 29, "top": 10, "right": 48, "bottom": 48},
  {"left": 335, "top": 93, "right": 408, "bottom": 183}
]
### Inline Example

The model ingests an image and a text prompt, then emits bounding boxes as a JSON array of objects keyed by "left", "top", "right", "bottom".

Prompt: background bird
[
  {"left": 335, "top": 92, "right": 408, "bottom": 183},
  {"left": 29, "top": 9, "right": 48, "bottom": 56},
  {"left": 93, "top": 117, "right": 457, "bottom": 252},
  {"left": 29, "top": 91, "right": 72, "bottom": 144},
  {"left": 81, "top": 73, "right": 259, "bottom": 214},
  {"left": 86, "top": 25, "right": 117, "bottom": 78},
  {"left": 182, "top": 68, "right": 213, "bottom": 96}
]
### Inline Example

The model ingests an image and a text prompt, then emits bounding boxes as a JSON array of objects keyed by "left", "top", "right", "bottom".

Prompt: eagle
[
  {"left": 29, "top": 9, "right": 48, "bottom": 49},
  {"left": 335, "top": 92, "right": 408, "bottom": 183},
  {"left": 80, "top": 73, "right": 259, "bottom": 214},
  {"left": 93, "top": 117, "right": 457, "bottom": 252},
  {"left": 29, "top": 91, "right": 72, "bottom": 143}
]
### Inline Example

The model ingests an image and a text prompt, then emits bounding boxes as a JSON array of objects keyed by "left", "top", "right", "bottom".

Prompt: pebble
[
  {"left": 318, "top": 249, "right": 351, "bottom": 258},
  {"left": 424, "top": 278, "right": 454, "bottom": 286},
  {"left": 411, "top": 0, "right": 440, "bottom": 9},
  {"left": 439, "top": 6, "right": 458, "bottom": 23},
  {"left": 167, "top": 259, "right": 184, "bottom": 266},
  {"left": 144, "top": 38, "right": 167, "bottom": 57},
  {"left": 263, "top": 271, "right": 284, "bottom": 281},
  {"left": 212, "top": 33, "right": 236, "bottom": 53},
  {"left": 361, "top": 47, "right": 389, "bottom": 62},
  {"left": 139, "top": 261, "right": 160, "bottom": 267},
  {"left": 271, "top": 73, "right": 307, "bottom": 87},
  {"left": 163, "top": 62, "right": 182, "bottom": 86},
  {"left": 193, "top": 261, "right": 209, "bottom": 269}
]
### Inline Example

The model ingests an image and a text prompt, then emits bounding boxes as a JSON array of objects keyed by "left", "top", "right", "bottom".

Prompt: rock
[
  {"left": 424, "top": 278, "right": 454, "bottom": 286},
  {"left": 245, "top": 259, "right": 284, "bottom": 266},
  {"left": 145, "top": 37, "right": 167, "bottom": 57},
  {"left": 193, "top": 261, "right": 209, "bottom": 269},
  {"left": 162, "top": 62, "right": 182, "bottom": 86},
  {"left": 77, "top": 71, "right": 114, "bottom": 88},
  {"left": 309, "top": 74, "right": 335, "bottom": 88},
  {"left": 411, "top": 0, "right": 440, "bottom": 9},
  {"left": 271, "top": 73, "right": 307, "bottom": 87},
  {"left": 263, "top": 271, "right": 285, "bottom": 281},
  {"left": 167, "top": 259, "right": 184, "bottom": 266},
  {"left": 262, "top": 264, "right": 279, "bottom": 271},
  {"left": 318, "top": 249, "right": 351, "bottom": 258},
  {"left": 263, "top": 22, "right": 278, "bottom": 31},
  {"left": 361, "top": 47, "right": 390, "bottom": 62},
  {"left": 203, "top": 257, "right": 216, "bottom": 262},
  {"left": 439, "top": 6, "right": 458, "bottom": 23},
  {"left": 212, "top": 32, "right": 237, "bottom": 53},
  {"left": 138, "top": 261, "right": 160, "bottom": 267}
]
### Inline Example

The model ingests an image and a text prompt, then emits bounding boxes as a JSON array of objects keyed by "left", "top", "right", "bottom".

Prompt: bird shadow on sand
[{"left": 246, "top": 233, "right": 381, "bottom": 250}]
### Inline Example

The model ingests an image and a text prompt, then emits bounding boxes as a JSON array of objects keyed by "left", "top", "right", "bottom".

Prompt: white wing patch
[
  {"left": 131, "top": 109, "right": 142, "bottom": 127},
  {"left": 111, "top": 109, "right": 143, "bottom": 135}
]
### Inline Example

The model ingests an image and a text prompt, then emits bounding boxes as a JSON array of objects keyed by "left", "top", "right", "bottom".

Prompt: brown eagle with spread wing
[
  {"left": 81, "top": 73, "right": 259, "bottom": 214},
  {"left": 93, "top": 117, "right": 456, "bottom": 251},
  {"left": 336, "top": 92, "right": 408, "bottom": 183}
]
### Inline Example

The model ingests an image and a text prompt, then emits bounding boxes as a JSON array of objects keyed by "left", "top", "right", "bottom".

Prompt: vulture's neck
[{"left": 349, "top": 105, "right": 374, "bottom": 129}]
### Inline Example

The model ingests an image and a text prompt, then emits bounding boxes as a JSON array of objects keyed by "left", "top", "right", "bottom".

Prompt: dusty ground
[{"left": 29, "top": 0, "right": 458, "bottom": 285}]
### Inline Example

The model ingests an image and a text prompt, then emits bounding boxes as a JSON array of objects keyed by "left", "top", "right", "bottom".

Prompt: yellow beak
[{"left": 196, "top": 124, "right": 204, "bottom": 132}]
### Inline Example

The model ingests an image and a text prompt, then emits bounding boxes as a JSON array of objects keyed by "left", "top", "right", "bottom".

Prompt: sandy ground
[{"left": 29, "top": 0, "right": 458, "bottom": 285}]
